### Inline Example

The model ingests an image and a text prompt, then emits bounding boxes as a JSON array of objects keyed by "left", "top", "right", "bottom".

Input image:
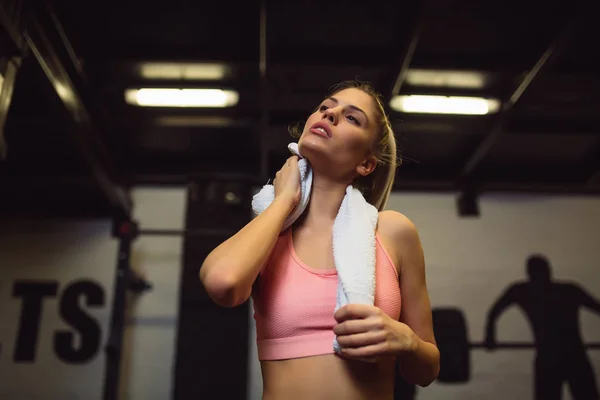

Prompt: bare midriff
[{"left": 260, "top": 353, "right": 397, "bottom": 400}]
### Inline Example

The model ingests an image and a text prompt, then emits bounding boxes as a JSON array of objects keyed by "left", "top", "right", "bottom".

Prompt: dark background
[{"left": 1, "top": 0, "right": 599, "bottom": 221}]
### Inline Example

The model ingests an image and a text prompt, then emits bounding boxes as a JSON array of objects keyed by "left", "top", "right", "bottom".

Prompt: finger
[
  {"left": 334, "top": 317, "right": 385, "bottom": 335},
  {"left": 336, "top": 331, "right": 386, "bottom": 349},
  {"left": 340, "top": 342, "right": 389, "bottom": 359},
  {"left": 333, "top": 320, "right": 369, "bottom": 335},
  {"left": 334, "top": 304, "right": 378, "bottom": 323}
]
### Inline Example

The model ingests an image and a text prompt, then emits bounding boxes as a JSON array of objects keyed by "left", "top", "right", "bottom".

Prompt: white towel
[
  {"left": 332, "top": 186, "right": 379, "bottom": 353},
  {"left": 251, "top": 143, "right": 379, "bottom": 354},
  {"left": 251, "top": 143, "right": 312, "bottom": 231}
]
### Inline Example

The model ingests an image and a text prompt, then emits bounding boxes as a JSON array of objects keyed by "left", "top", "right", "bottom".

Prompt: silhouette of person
[{"left": 484, "top": 254, "right": 600, "bottom": 400}]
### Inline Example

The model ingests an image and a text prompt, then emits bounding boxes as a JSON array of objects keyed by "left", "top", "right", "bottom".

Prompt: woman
[{"left": 200, "top": 80, "right": 439, "bottom": 399}]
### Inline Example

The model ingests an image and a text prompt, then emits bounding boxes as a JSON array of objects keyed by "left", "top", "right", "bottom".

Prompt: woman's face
[{"left": 298, "top": 88, "right": 379, "bottom": 180}]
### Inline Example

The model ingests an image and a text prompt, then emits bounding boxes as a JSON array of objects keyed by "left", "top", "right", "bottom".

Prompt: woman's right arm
[{"left": 199, "top": 156, "right": 300, "bottom": 307}]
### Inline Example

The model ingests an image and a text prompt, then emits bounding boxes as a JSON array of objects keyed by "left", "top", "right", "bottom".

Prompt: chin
[{"left": 298, "top": 136, "right": 329, "bottom": 159}]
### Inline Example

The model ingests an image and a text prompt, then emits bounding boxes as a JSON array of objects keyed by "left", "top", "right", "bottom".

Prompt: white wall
[
  {"left": 119, "top": 187, "right": 187, "bottom": 400},
  {"left": 0, "top": 219, "right": 118, "bottom": 399},
  {"left": 388, "top": 193, "right": 600, "bottom": 399},
  {"left": 0, "top": 186, "right": 187, "bottom": 400},
  {"left": 247, "top": 192, "right": 600, "bottom": 400}
]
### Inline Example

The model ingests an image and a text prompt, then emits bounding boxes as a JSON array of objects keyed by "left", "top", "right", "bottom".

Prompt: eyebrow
[{"left": 327, "top": 97, "right": 370, "bottom": 125}]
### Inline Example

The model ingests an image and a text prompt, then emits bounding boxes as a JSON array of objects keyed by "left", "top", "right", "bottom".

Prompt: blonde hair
[{"left": 289, "top": 80, "right": 400, "bottom": 211}]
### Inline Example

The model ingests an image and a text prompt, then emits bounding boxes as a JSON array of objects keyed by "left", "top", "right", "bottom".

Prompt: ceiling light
[
  {"left": 124, "top": 88, "right": 239, "bottom": 108},
  {"left": 155, "top": 116, "right": 244, "bottom": 127},
  {"left": 390, "top": 95, "right": 500, "bottom": 115},
  {"left": 406, "top": 69, "right": 487, "bottom": 89},
  {"left": 139, "top": 63, "right": 229, "bottom": 80}
]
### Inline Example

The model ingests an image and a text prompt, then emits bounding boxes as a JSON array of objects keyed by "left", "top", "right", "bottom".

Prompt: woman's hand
[
  {"left": 333, "top": 304, "right": 418, "bottom": 361},
  {"left": 273, "top": 155, "right": 301, "bottom": 208}
]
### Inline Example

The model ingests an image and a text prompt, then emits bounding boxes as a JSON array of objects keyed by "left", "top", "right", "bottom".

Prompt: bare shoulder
[
  {"left": 377, "top": 210, "right": 422, "bottom": 274},
  {"left": 377, "top": 210, "right": 419, "bottom": 245}
]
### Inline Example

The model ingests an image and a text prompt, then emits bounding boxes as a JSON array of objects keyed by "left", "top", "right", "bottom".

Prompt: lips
[{"left": 309, "top": 121, "right": 332, "bottom": 138}]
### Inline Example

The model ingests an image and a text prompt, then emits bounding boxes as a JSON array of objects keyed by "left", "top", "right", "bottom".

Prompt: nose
[{"left": 322, "top": 107, "right": 339, "bottom": 124}]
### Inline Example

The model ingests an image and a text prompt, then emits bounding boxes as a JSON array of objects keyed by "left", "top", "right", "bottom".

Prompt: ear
[{"left": 356, "top": 156, "right": 377, "bottom": 177}]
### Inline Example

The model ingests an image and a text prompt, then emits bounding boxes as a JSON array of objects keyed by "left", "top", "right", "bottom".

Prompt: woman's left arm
[
  {"left": 332, "top": 211, "right": 440, "bottom": 386},
  {"left": 384, "top": 211, "right": 440, "bottom": 386}
]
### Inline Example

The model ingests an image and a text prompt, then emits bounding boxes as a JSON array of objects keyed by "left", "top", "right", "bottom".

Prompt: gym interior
[{"left": 0, "top": 1, "right": 599, "bottom": 399}]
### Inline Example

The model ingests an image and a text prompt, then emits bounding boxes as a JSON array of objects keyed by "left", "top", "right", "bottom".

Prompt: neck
[{"left": 297, "top": 174, "right": 349, "bottom": 231}]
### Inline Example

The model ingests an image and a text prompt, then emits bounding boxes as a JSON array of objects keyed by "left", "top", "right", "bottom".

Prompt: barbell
[{"left": 432, "top": 308, "right": 600, "bottom": 383}]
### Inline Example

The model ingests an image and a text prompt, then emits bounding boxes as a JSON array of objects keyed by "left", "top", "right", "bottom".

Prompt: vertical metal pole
[
  {"left": 259, "top": 0, "right": 269, "bottom": 181},
  {"left": 0, "top": 56, "right": 21, "bottom": 160},
  {"left": 103, "top": 220, "right": 136, "bottom": 400}
]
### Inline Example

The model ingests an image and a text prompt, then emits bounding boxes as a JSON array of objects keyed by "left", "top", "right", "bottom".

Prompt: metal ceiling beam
[
  {"left": 0, "top": 55, "right": 21, "bottom": 160},
  {"left": 477, "top": 182, "right": 600, "bottom": 196},
  {"left": 456, "top": 17, "right": 579, "bottom": 185},
  {"left": 391, "top": 180, "right": 600, "bottom": 196},
  {"left": 388, "top": 2, "right": 428, "bottom": 97},
  {"left": 0, "top": 1, "right": 28, "bottom": 51},
  {"left": 22, "top": 2, "right": 132, "bottom": 218},
  {"left": 0, "top": 2, "right": 29, "bottom": 161},
  {"left": 258, "top": 0, "right": 269, "bottom": 181},
  {"left": 267, "top": 49, "right": 546, "bottom": 72},
  {"left": 127, "top": 172, "right": 600, "bottom": 196}
]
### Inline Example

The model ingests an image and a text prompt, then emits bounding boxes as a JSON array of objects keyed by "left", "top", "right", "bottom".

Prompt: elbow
[
  {"left": 409, "top": 367, "right": 439, "bottom": 388},
  {"left": 417, "top": 380, "right": 435, "bottom": 388},
  {"left": 401, "top": 346, "right": 440, "bottom": 388},
  {"left": 417, "top": 366, "right": 439, "bottom": 388},
  {"left": 416, "top": 354, "right": 440, "bottom": 388},
  {"left": 199, "top": 263, "right": 249, "bottom": 308}
]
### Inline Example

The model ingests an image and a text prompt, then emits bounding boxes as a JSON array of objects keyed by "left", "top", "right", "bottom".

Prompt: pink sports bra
[{"left": 251, "top": 228, "right": 402, "bottom": 360}]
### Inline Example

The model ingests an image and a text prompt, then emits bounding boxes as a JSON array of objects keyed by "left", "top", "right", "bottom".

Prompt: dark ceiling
[{"left": 0, "top": 0, "right": 598, "bottom": 218}]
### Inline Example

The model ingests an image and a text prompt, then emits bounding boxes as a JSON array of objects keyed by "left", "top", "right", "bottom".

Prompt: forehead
[{"left": 328, "top": 88, "right": 377, "bottom": 115}]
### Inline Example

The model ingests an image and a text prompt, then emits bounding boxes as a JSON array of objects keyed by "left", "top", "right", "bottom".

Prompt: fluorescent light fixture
[
  {"left": 155, "top": 116, "right": 242, "bottom": 127},
  {"left": 125, "top": 88, "right": 239, "bottom": 108},
  {"left": 139, "top": 63, "right": 229, "bottom": 80},
  {"left": 390, "top": 95, "right": 500, "bottom": 115},
  {"left": 406, "top": 69, "right": 487, "bottom": 89}
]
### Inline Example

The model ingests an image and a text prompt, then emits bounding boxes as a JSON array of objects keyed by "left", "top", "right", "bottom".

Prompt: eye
[
  {"left": 319, "top": 105, "right": 328, "bottom": 112},
  {"left": 346, "top": 115, "right": 360, "bottom": 125}
]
